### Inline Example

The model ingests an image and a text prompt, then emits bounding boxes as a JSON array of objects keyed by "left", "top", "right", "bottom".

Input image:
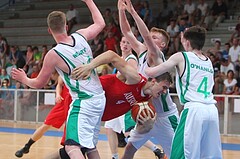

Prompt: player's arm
[
  {"left": 55, "top": 76, "right": 64, "bottom": 103},
  {"left": 11, "top": 50, "right": 57, "bottom": 88},
  {"left": 124, "top": 0, "right": 161, "bottom": 60},
  {"left": 76, "top": 0, "right": 105, "bottom": 41},
  {"left": 118, "top": 0, "right": 145, "bottom": 55},
  {"left": 71, "top": 50, "right": 140, "bottom": 84},
  {"left": 145, "top": 52, "right": 183, "bottom": 77}
]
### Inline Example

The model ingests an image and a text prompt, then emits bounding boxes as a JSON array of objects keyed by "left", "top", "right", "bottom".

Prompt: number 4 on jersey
[{"left": 197, "top": 77, "right": 210, "bottom": 98}]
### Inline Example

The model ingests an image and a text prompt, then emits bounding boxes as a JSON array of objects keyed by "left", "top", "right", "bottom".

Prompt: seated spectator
[
  {"left": 206, "top": 40, "right": 222, "bottom": 59},
  {"left": 38, "top": 45, "right": 48, "bottom": 68},
  {"left": 229, "top": 16, "right": 240, "bottom": 44},
  {"left": 66, "top": 4, "right": 79, "bottom": 34},
  {"left": 30, "top": 64, "right": 40, "bottom": 79},
  {"left": 182, "top": 0, "right": 197, "bottom": 25},
  {"left": 222, "top": 42, "right": 231, "bottom": 60},
  {"left": 103, "top": 8, "right": 114, "bottom": 25},
  {"left": 154, "top": 0, "right": 174, "bottom": 29},
  {"left": 196, "top": 0, "right": 209, "bottom": 26},
  {"left": 9, "top": 45, "right": 26, "bottom": 69},
  {"left": 228, "top": 38, "right": 240, "bottom": 77},
  {"left": 166, "top": 18, "right": 180, "bottom": 54},
  {"left": 209, "top": 53, "right": 221, "bottom": 78},
  {"left": 32, "top": 46, "right": 42, "bottom": 64},
  {"left": 44, "top": 70, "right": 58, "bottom": 89},
  {"left": 104, "top": 31, "right": 119, "bottom": 53},
  {"left": 90, "top": 34, "right": 104, "bottom": 58},
  {"left": 0, "top": 34, "right": 9, "bottom": 69},
  {"left": 233, "top": 77, "right": 240, "bottom": 94},
  {"left": 222, "top": 70, "right": 237, "bottom": 95},
  {"left": 0, "top": 68, "right": 11, "bottom": 85},
  {"left": 139, "top": 1, "right": 152, "bottom": 28},
  {"left": 103, "top": 21, "right": 121, "bottom": 41},
  {"left": 214, "top": 57, "right": 235, "bottom": 94},
  {"left": 204, "top": 0, "right": 228, "bottom": 30}
]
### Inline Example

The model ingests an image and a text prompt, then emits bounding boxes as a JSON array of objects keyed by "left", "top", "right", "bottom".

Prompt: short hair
[
  {"left": 150, "top": 27, "right": 170, "bottom": 47},
  {"left": 183, "top": 26, "right": 206, "bottom": 50},
  {"left": 148, "top": 72, "right": 173, "bottom": 84},
  {"left": 47, "top": 11, "right": 66, "bottom": 33}
]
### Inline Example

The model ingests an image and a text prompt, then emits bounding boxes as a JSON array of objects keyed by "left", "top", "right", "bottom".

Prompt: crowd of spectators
[{"left": 0, "top": 0, "right": 240, "bottom": 98}]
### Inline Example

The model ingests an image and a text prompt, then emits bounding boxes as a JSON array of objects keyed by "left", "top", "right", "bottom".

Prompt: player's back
[
  {"left": 176, "top": 52, "right": 216, "bottom": 105},
  {"left": 100, "top": 74, "right": 150, "bottom": 121},
  {"left": 53, "top": 32, "right": 103, "bottom": 100}
]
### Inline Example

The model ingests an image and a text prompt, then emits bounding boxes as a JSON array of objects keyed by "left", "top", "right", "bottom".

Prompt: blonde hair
[
  {"left": 150, "top": 27, "right": 170, "bottom": 47},
  {"left": 47, "top": 11, "right": 66, "bottom": 33}
]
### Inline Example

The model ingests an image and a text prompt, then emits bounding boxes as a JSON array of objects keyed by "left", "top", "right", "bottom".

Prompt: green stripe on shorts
[{"left": 170, "top": 108, "right": 189, "bottom": 159}]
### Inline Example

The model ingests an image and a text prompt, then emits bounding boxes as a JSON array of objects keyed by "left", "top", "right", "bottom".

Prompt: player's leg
[
  {"left": 105, "top": 116, "right": 124, "bottom": 159},
  {"left": 106, "top": 128, "right": 119, "bottom": 159},
  {"left": 121, "top": 142, "right": 138, "bottom": 159},
  {"left": 200, "top": 105, "right": 222, "bottom": 159},
  {"left": 143, "top": 141, "right": 167, "bottom": 159},
  {"left": 65, "top": 145, "right": 85, "bottom": 159},
  {"left": 15, "top": 124, "right": 51, "bottom": 158}
]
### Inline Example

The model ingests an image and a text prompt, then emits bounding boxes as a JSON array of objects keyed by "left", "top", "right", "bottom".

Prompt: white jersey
[
  {"left": 138, "top": 51, "right": 177, "bottom": 115},
  {"left": 53, "top": 32, "right": 104, "bottom": 100},
  {"left": 125, "top": 54, "right": 138, "bottom": 62},
  {"left": 176, "top": 52, "right": 216, "bottom": 105}
]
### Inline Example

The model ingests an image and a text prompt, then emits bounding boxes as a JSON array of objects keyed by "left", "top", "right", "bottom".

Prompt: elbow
[{"left": 99, "top": 21, "right": 106, "bottom": 30}]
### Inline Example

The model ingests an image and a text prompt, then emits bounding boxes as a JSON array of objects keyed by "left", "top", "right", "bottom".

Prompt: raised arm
[
  {"left": 77, "top": 0, "right": 105, "bottom": 40},
  {"left": 118, "top": 0, "right": 145, "bottom": 55},
  {"left": 124, "top": 0, "right": 160, "bottom": 58},
  {"left": 71, "top": 50, "right": 140, "bottom": 84}
]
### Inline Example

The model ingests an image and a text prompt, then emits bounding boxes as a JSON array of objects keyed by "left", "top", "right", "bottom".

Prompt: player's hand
[
  {"left": 118, "top": 0, "right": 126, "bottom": 11},
  {"left": 55, "top": 95, "right": 64, "bottom": 103},
  {"left": 11, "top": 68, "right": 27, "bottom": 83},
  {"left": 136, "top": 109, "right": 156, "bottom": 134},
  {"left": 124, "top": 0, "right": 135, "bottom": 14},
  {"left": 71, "top": 64, "right": 92, "bottom": 80}
]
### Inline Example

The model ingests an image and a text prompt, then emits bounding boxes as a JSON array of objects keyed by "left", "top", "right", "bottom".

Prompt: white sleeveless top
[
  {"left": 53, "top": 32, "right": 104, "bottom": 100},
  {"left": 176, "top": 52, "right": 216, "bottom": 105},
  {"left": 138, "top": 51, "right": 177, "bottom": 114}
]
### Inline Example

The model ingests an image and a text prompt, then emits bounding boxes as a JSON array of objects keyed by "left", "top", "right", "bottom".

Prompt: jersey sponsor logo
[
  {"left": 73, "top": 47, "right": 87, "bottom": 58},
  {"left": 116, "top": 100, "right": 126, "bottom": 104}
]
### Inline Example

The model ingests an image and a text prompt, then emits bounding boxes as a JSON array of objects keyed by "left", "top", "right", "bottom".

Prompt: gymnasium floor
[{"left": 0, "top": 121, "right": 240, "bottom": 159}]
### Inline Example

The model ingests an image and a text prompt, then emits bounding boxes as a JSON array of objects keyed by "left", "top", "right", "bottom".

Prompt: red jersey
[{"left": 100, "top": 74, "right": 151, "bottom": 121}]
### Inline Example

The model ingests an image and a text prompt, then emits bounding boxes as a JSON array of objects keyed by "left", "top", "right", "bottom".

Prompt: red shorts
[{"left": 44, "top": 86, "right": 71, "bottom": 129}]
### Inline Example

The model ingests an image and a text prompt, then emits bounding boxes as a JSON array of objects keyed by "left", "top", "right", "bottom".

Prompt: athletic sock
[
  {"left": 112, "top": 153, "right": 119, "bottom": 159},
  {"left": 25, "top": 138, "right": 35, "bottom": 148},
  {"left": 150, "top": 145, "right": 158, "bottom": 151}
]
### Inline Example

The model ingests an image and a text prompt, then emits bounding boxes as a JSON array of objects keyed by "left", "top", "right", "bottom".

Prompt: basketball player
[
  {"left": 145, "top": 26, "right": 222, "bottom": 159},
  {"left": 15, "top": 76, "right": 71, "bottom": 158},
  {"left": 12, "top": 0, "right": 106, "bottom": 158},
  {"left": 104, "top": 36, "right": 164, "bottom": 159},
  {"left": 118, "top": 0, "right": 179, "bottom": 158}
]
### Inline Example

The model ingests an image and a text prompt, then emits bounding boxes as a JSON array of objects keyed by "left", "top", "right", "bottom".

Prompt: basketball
[{"left": 131, "top": 101, "right": 156, "bottom": 122}]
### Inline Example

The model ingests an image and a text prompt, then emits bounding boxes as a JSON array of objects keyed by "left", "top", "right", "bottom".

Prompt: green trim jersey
[
  {"left": 138, "top": 51, "right": 177, "bottom": 114},
  {"left": 53, "top": 33, "right": 104, "bottom": 100},
  {"left": 176, "top": 52, "right": 216, "bottom": 105},
  {"left": 125, "top": 54, "right": 138, "bottom": 62}
]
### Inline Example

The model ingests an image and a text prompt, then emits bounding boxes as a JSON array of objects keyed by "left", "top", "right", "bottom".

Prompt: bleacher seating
[{"left": 0, "top": 0, "right": 239, "bottom": 52}]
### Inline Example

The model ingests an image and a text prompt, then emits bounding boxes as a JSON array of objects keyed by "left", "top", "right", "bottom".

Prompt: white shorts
[
  {"left": 128, "top": 110, "right": 179, "bottom": 158},
  {"left": 65, "top": 92, "right": 106, "bottom": 149},
  {"left": 170, "top": 102, "right": 222, "bottom": 159},
  {"left": 104, "top": 115, "right": 124, "bottom": 133}
]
